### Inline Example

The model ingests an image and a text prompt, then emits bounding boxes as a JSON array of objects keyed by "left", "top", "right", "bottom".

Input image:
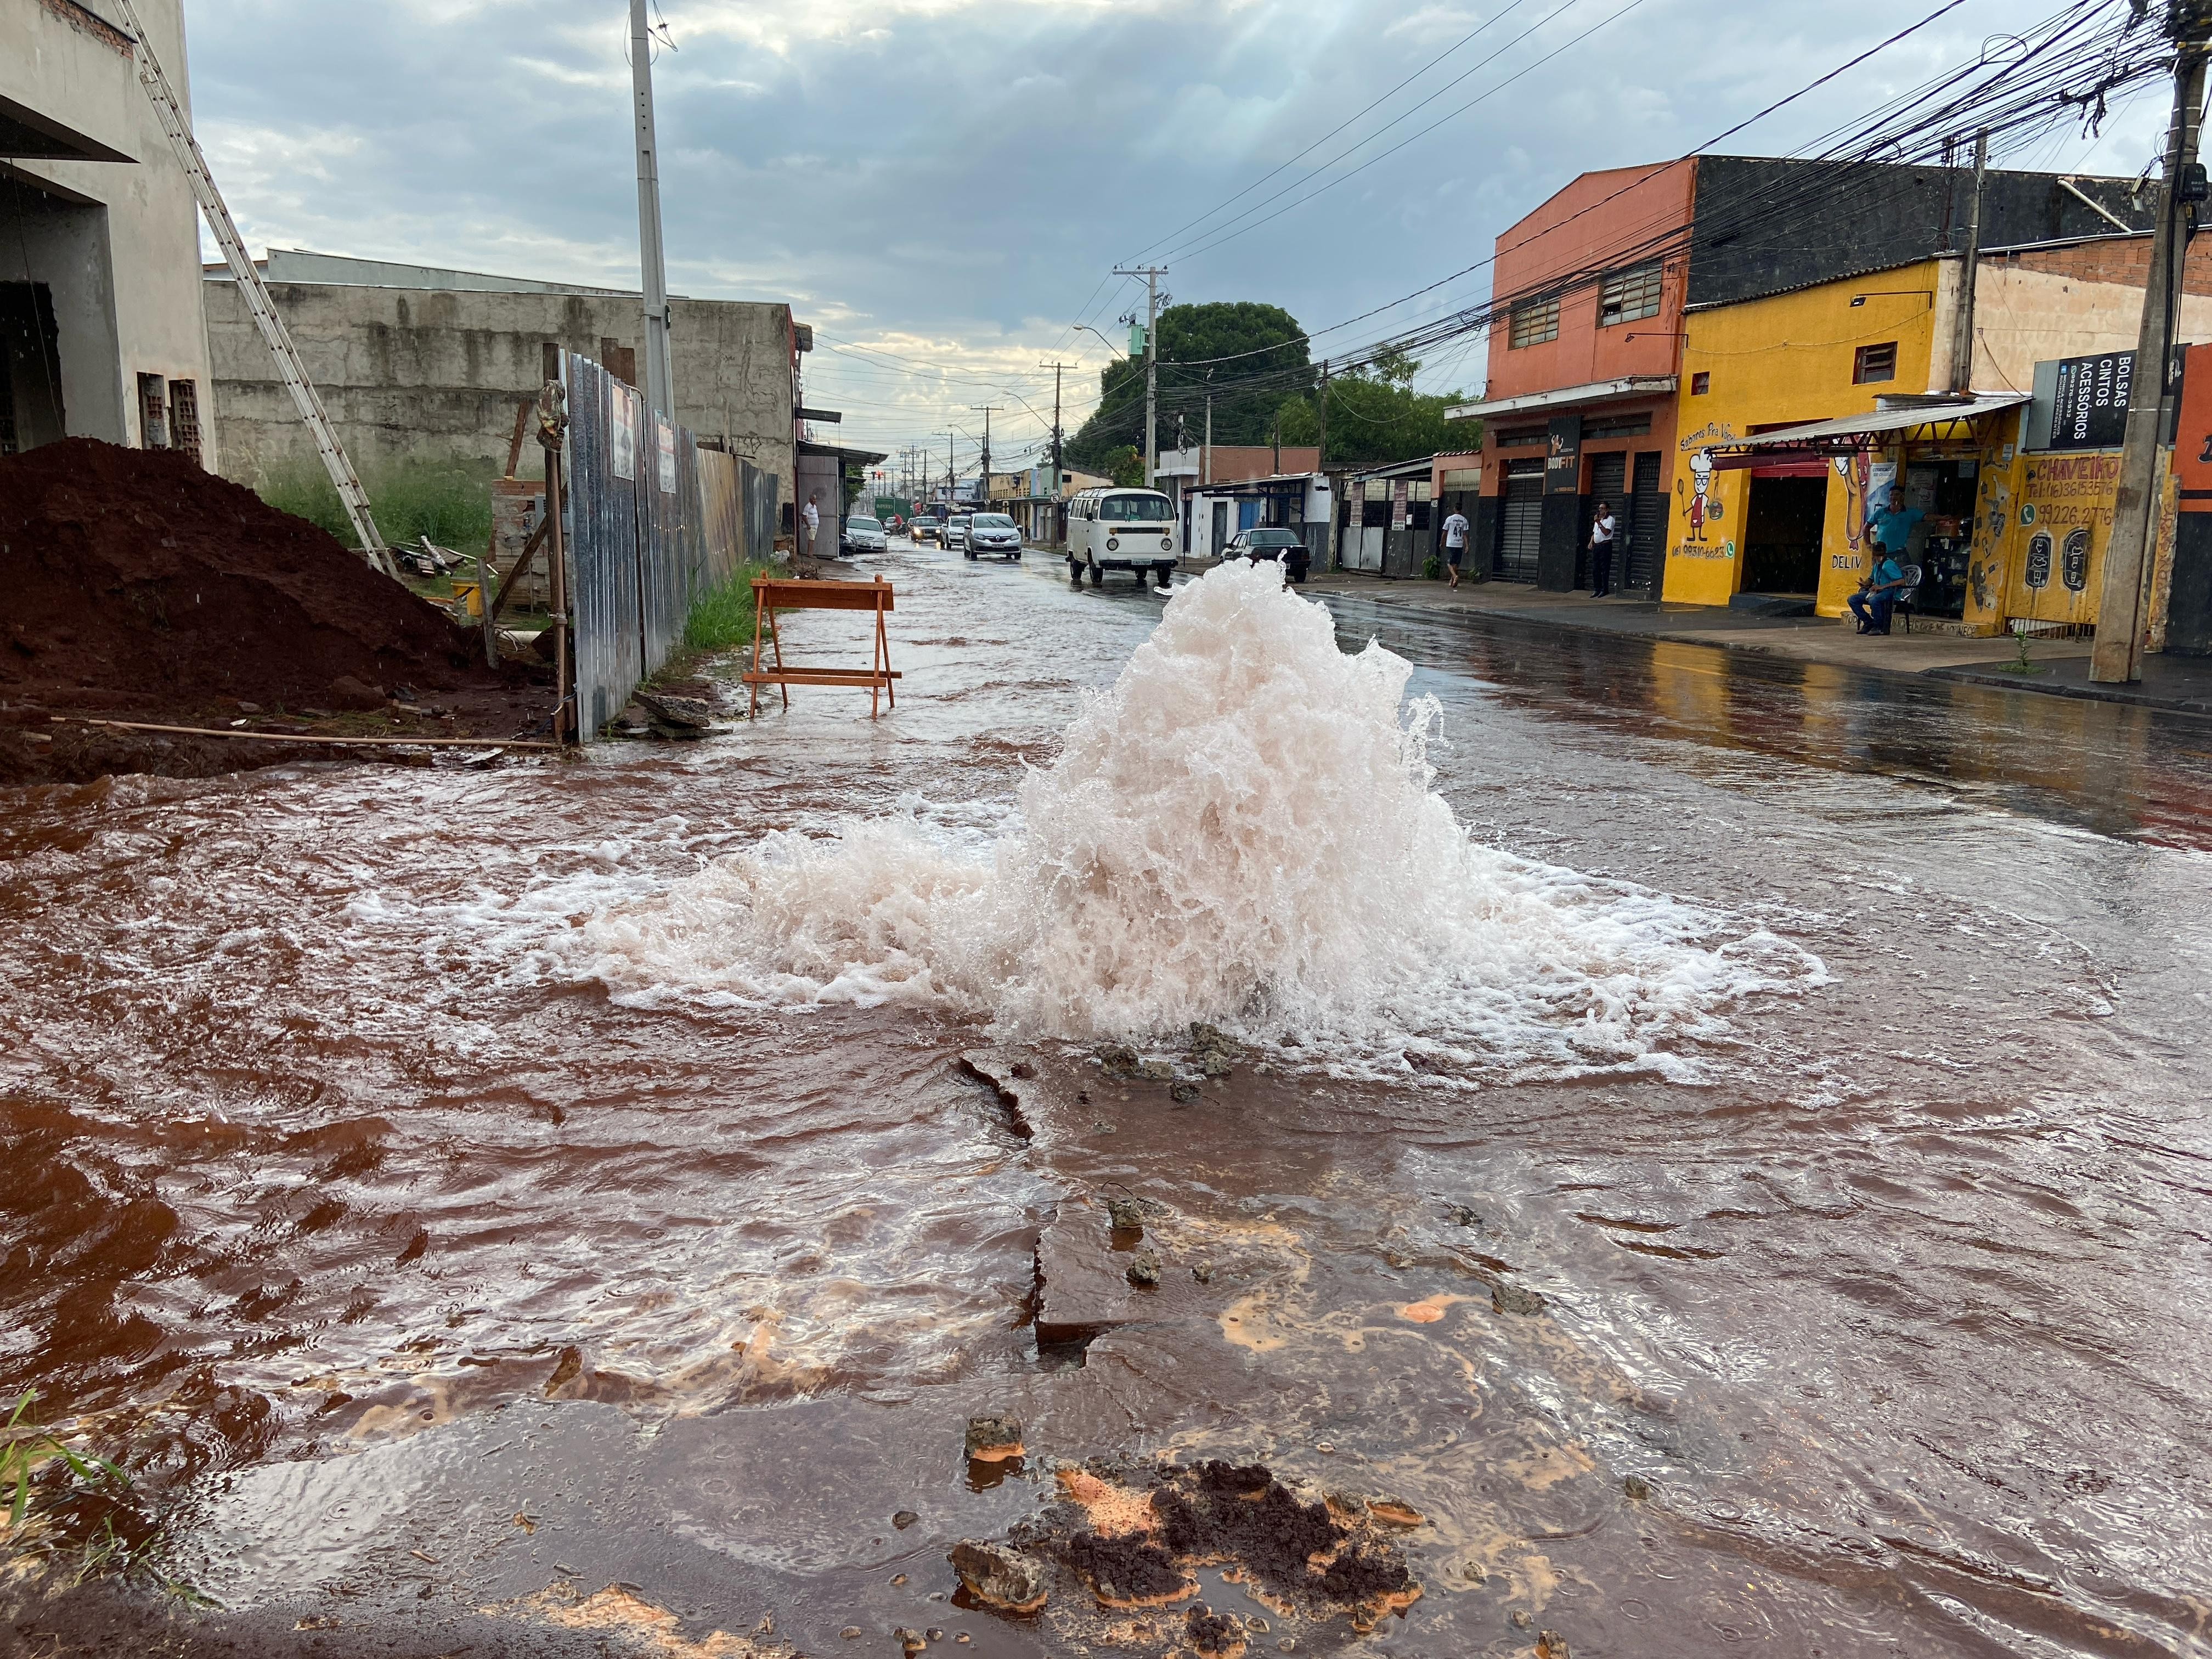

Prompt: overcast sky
[{"left": 186, "top": 0, "right": 2166, "bottom": 477}]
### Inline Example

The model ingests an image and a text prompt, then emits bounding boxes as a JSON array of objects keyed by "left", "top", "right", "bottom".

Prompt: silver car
[
  {"left": 963, "top": 512, "right": 1022, "bottom": 560},
  {"left": 841, "top": 514, "right": 887, "bottom": 554}
]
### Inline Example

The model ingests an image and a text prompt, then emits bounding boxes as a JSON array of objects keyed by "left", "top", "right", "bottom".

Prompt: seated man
[{"left": 1849, "top": 549, "right": 1910, "bottom": 634}]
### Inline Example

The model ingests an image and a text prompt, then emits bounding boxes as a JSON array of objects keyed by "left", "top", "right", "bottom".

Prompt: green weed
[
  {"left": 258, "top": 460, "right": 495, "bottom": 552},
  {"left": 681, "top": 564, "right": 770, "bottom": 654},
  {"left": 0, "top": 1388, "right": 193, "bottom": 1594}
]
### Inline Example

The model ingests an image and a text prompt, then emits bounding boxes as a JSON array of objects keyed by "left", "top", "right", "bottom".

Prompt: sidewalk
[{"left": 1297, "top": 573, "right": 2212, "bottom": 718}]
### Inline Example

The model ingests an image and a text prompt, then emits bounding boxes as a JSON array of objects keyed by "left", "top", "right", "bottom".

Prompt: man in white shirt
[
  {"left": 1440, "top": 506, "right": 1471, "bottom": 589},
  {"left": 800, "top": 493, "right": 821, "bottom": 558},
  {"left": 1588, "top": 499, "right": 1617, "bottom": 597}
]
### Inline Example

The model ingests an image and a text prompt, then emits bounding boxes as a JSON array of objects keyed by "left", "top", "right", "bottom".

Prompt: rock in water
[
  {"left": 1492, "top": 1282, "right": 1545, "bottom": 1316},
  {"left": 949, "top": 1539, "right": 1047, "bottom": 1613},
  {"left": 635, "top": 689, "right": 716, "bottom": 730},
  {"left": 1126, "top": 1254, "right": 1161, "bottom": 1288},
  {"left": 964, "top": 1414, "right": 1023, "bottom": 1460}
]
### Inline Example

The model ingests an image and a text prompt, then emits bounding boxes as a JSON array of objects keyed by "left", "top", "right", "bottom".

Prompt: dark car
[
  {"left": 911, "top": 514, "right": 942, "bottom": 544},
  {"left": 1223, "top": 527, "right": 1311, "bottom": 584}
]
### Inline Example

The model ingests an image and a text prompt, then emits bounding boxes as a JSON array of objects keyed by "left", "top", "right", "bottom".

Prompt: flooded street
[{"left": 5, "top": 539, "right": 2211, "bottom": 1657}]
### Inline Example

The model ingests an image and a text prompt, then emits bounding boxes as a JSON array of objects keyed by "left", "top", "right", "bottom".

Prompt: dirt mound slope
[{"left": 0, "top": 441, "right": 551, "bottom": 783}]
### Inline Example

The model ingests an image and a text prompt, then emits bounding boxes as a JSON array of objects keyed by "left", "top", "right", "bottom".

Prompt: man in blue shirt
[
  {"left": 1869, "top": 485, "right": 1925, "bottom": 563},
  {"left": 1849, "top": 486, "right": 1920, "bottom": 634},
  {"left": 1849, "top": 549, "right": 1910, "bottom": 634}
]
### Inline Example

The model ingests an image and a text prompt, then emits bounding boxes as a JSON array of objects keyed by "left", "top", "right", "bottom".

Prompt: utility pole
[
  {"left": 629, "top": 0, "right": 674, "bottom": 418},
  {"left": 971, "top": 405, "right": 1001, "bottom": 505},
  {"left": 1317, "top": 358, "right": 1333, "bottom": 571},
  {"left": 946, "top": 432, "right": 957, "bottom": 507},
  {"left": 1115, "top": 264, "right": 1169, "bottom": 487},
  {"left": 1040, "top": 361, "right": 1072, "bottom": 544},
  {"left": 1948, "top": 129, "right": 1989, "bottom": 394},
  {"left": 1204, "top": 370, "right": 1214, "bottom": 488},
  {"left": 2092, "top": 3, "right": 2210, "bottom": 683}
]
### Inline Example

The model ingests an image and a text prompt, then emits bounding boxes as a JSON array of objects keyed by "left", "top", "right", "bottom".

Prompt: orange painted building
[{"left": 1447, "top": 156, "right": 2156, "bottom": 597}]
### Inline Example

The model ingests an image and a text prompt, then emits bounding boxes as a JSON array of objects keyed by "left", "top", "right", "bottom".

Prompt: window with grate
[
  {"left": 169, "top": 379, "right": 203, "bottom": 465},
  {"left": 1598, "top": 262, "right": 1662, "bottom": 328},
  {"left": 1690, "top": 371, "right": 1711, "bottom": 395},
  {"left": 1508, "top": 296, "right": 1560, "bottom": 348},
  {"left": 1854, "top": 342, "right": 1898, "bottom": 384},
  {"left": 1441, "top": 467, "right": 1481, "bottom": 487},
  {"left": 1495, "top": 426, "right": 1548, "bottom": 448},
  {"left": 137, "top": 373, "right": 168, "bottom": 449},
  {"left": 1584, "top": 413, "right": 1652, "bottom": 439}
]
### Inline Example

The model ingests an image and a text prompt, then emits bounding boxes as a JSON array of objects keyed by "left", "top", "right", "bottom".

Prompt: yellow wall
[{"left": 1663, "top": 263, "right": 1944, "bottom": 612}]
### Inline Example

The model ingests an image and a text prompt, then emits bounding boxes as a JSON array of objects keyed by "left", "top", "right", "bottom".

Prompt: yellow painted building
[
  {"left": 1661, "top": 258, "right": 2132, "bottom": 635},
  {"left": 1664, "top": 261, "right": 1950, "bottom": 613}
]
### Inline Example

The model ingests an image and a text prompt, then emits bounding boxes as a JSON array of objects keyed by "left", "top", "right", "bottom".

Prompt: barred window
[
  {"left": 1598, "top": 262, "right": 1663, "bottom": 327},
  {"left": 1508, "top": 296, "right": 1560, "bottom": 349},
  {"left": 170, "top": 379, "right": 203, "bottom": 466}
]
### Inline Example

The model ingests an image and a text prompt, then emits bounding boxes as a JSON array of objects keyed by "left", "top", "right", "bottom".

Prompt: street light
[{"left": 1073, "top": 324, "right": 1125, "bottom": 360}]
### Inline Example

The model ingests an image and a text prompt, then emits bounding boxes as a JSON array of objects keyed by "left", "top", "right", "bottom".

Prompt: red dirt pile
[{"left": 0, "top": 440, "right": 550, "bottom": 785}]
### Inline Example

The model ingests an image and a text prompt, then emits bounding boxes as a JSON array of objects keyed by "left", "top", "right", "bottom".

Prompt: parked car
[
  {"left": 842, "top": 514, "right": 887, "bottom": 555},
  {"left": 944, "top": 514, "right": 972, "bottom": 551},
  {"left": 1223, "top": 526, "right": 1310, "bottom": 584},
  {"left": 911, "top": 515, "right": 940, "bottom": 544},
  {"left": 963, "top": 512, "right": 1022, "bottom": 560}
]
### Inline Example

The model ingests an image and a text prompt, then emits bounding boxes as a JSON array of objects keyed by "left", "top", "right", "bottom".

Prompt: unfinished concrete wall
[
  {"left": 1968, "top": 239, "right": 2212, "bottom": 394},
  {"left": 2, "top": 0, "right": 216, "bottom": 458},
  {"left": 204, "top": 277, "right": 795, "bottom": 505}
]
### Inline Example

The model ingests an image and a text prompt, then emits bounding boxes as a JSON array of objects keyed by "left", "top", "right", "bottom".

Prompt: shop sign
[
  {"left": 1545, "top": 414, "right": 1582, "bottom": 494},
  {"left": 2049, "top": 352, "right": 2132, "bottom": 450}
]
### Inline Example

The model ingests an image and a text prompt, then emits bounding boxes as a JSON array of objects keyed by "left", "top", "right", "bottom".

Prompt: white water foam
[{"left": 578, "top": 559, "right": 1818, "bottom": 1077}]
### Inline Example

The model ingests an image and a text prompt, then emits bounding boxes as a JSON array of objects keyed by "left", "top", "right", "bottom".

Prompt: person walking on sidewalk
[
  {"left": 1588, "top": 500, "right": 1617, "bottom": 597},
  {"left": 1441, "top": 504, "right": 1470, "bottom": 589},
  {"left": 801, "top": 492, "right": 821, "bottom": 560}
]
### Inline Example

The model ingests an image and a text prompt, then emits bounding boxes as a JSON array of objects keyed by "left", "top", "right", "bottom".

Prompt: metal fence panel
[
  {"left": 697, "top": 447, "right": 744, "bottom": 584},
  {"left": 562, "top": 353, "right": 643, "bottom": 741}
]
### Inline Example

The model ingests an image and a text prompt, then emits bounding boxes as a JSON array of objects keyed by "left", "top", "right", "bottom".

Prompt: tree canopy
[
  {"left": 1272, "top": 356, "right": 1475, "bottom": 468},
  {"left": 1065, "top": 301, "right": 1312, "bottom": 467}
]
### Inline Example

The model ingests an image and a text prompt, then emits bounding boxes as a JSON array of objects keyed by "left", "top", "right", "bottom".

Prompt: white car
[
  {"left": 841, "top": 514, "right": 887, "bottom": 554},
  {"left": 963, "top": 512, "right": 1022, "bottom": 560},
  {"left": 944, "top": 515, "right": 972, "bottom": 551}
]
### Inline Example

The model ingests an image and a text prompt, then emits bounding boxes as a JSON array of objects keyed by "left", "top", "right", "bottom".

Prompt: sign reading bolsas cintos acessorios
[{"left": 2045, "top": 351, "right": 2132, "bottom": 451}]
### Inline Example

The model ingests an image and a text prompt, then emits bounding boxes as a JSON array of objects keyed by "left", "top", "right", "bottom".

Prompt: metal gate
[
  {"left": 1628, "top": 450, "right": 1663, "bottom": 595},
  {"left": 1586, "top": 452, "right": 1626, "bottom": 590},
  {"left": 1497, "top": 465, "right": 1543, "bottom": 583}
]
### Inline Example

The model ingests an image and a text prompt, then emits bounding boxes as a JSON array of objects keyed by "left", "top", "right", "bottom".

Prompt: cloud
[{"left": 184, "top": 0, "right": 2169, "bottom": 459}]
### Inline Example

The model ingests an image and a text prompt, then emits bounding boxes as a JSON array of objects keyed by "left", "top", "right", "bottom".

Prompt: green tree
[
  {"left": 1103, "top": 444, "right": 1145, "bottom": 488},
  {"left": 1066, "top": 301, "right": 1312, "bottom": 467},
  {"left": 1273, "top": 359, "right": 1476, "bottom": 468}
]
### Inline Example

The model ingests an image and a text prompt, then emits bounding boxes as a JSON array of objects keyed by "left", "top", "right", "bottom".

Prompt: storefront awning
[
  {"left": 1446, "top": 376, "right": 1677, "bottom": 422},
  {"left": 1712, "top": 394, "right": 2027, "bottom": 453}
]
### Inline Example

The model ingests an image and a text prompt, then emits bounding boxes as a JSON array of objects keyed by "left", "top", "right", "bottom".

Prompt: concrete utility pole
[
  {"left": 1040, "top": 361, "right": 1072, "bottom": 540},
  {"left": 1115, "top": 264, "right": 1168, "bottom": 487},
  {"left": 1204, "top": 369, "right": 1214, "bottom": 488},
  {"left": 971, "top": 405, "right": 1000, "bottom": 503},
  {"left": 629, "top": 0, "right": 674, "bottom": 417},
  {"left": 1317, "top": 358, "right": 1333, "bottom": 570},
  {"left": 946, "top": 432, "right": 957, "bottom": 505},
  {"left": 1948, "top": 129, "right": 1989, "bottom": 394},
  {"left": 2092, "top": 4, "right": 2210, "bottom": 684}
]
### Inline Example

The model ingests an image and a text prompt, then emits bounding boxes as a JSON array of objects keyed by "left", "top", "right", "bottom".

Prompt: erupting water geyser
[{"left": 582, "top": 558, "right": 1813, "bottom": 1073}]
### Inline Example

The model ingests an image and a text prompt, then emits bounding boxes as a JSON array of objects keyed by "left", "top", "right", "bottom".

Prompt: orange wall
[{"left": 1485, "top": 160, "right": 1696, "bottom": 402}]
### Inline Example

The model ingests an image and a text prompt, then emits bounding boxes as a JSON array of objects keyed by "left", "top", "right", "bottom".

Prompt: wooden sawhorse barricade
[{"left": 743, "top": 575, "right": 901, "bottom": 719}]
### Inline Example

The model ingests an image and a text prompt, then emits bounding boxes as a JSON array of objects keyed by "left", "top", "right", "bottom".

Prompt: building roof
[
  {"left": 1448, "top": 376, "right": 1676, "bottom": 422},
  {"left": 1712, "top": 394, "right": 2028, "bottom": 452},
  {"left": 798, "top": 439, "right": 890, "bottom": 465},
  {"left": 204, "top": 247, "right": 642, "bottom": 297},
  {"left": 1344, "top": 455, "right": 1441, "bottom": 482}
]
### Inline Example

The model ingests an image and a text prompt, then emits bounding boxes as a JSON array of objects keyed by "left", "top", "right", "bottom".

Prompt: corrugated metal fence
[{"left": 561, "top": 351, "right": 771, "bottom": 740}]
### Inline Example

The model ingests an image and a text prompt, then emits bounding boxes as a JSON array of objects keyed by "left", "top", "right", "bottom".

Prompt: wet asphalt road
[{"left": 3, "top": 536, "right": 2209, "bottom": 1657}]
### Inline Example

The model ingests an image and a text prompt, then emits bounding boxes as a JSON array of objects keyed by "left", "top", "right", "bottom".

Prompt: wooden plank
[
  {"left": 54, "top": 717, "right": 561, "bottom": 751},
  {"left": 489, "top": 513, "right": 551, "bottom": 619},
  {"left": 752, "top": 578, "right": 895, "bottom": 613},
  {"left": 504, "top": 397, "right": 532, "bottom": 478},
  {"left": 742, "top": 668, "right": 902, "bottom": 684}
]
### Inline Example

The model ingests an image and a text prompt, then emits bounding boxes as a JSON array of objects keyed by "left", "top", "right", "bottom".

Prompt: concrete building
[
  {"left": 204, "top": 249, "right": 805, "bottom": 505},
  {"left": 1, "top": 0, "right": 215, "bottom": 461},
  {"left": 1447, "top": 156, "right": 2153, "bottom": 598}
]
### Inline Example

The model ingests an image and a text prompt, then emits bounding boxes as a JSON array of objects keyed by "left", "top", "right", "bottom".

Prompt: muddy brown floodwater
[{"left": 3, "top": 540, "right": 2210, "bottom": 1658}]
